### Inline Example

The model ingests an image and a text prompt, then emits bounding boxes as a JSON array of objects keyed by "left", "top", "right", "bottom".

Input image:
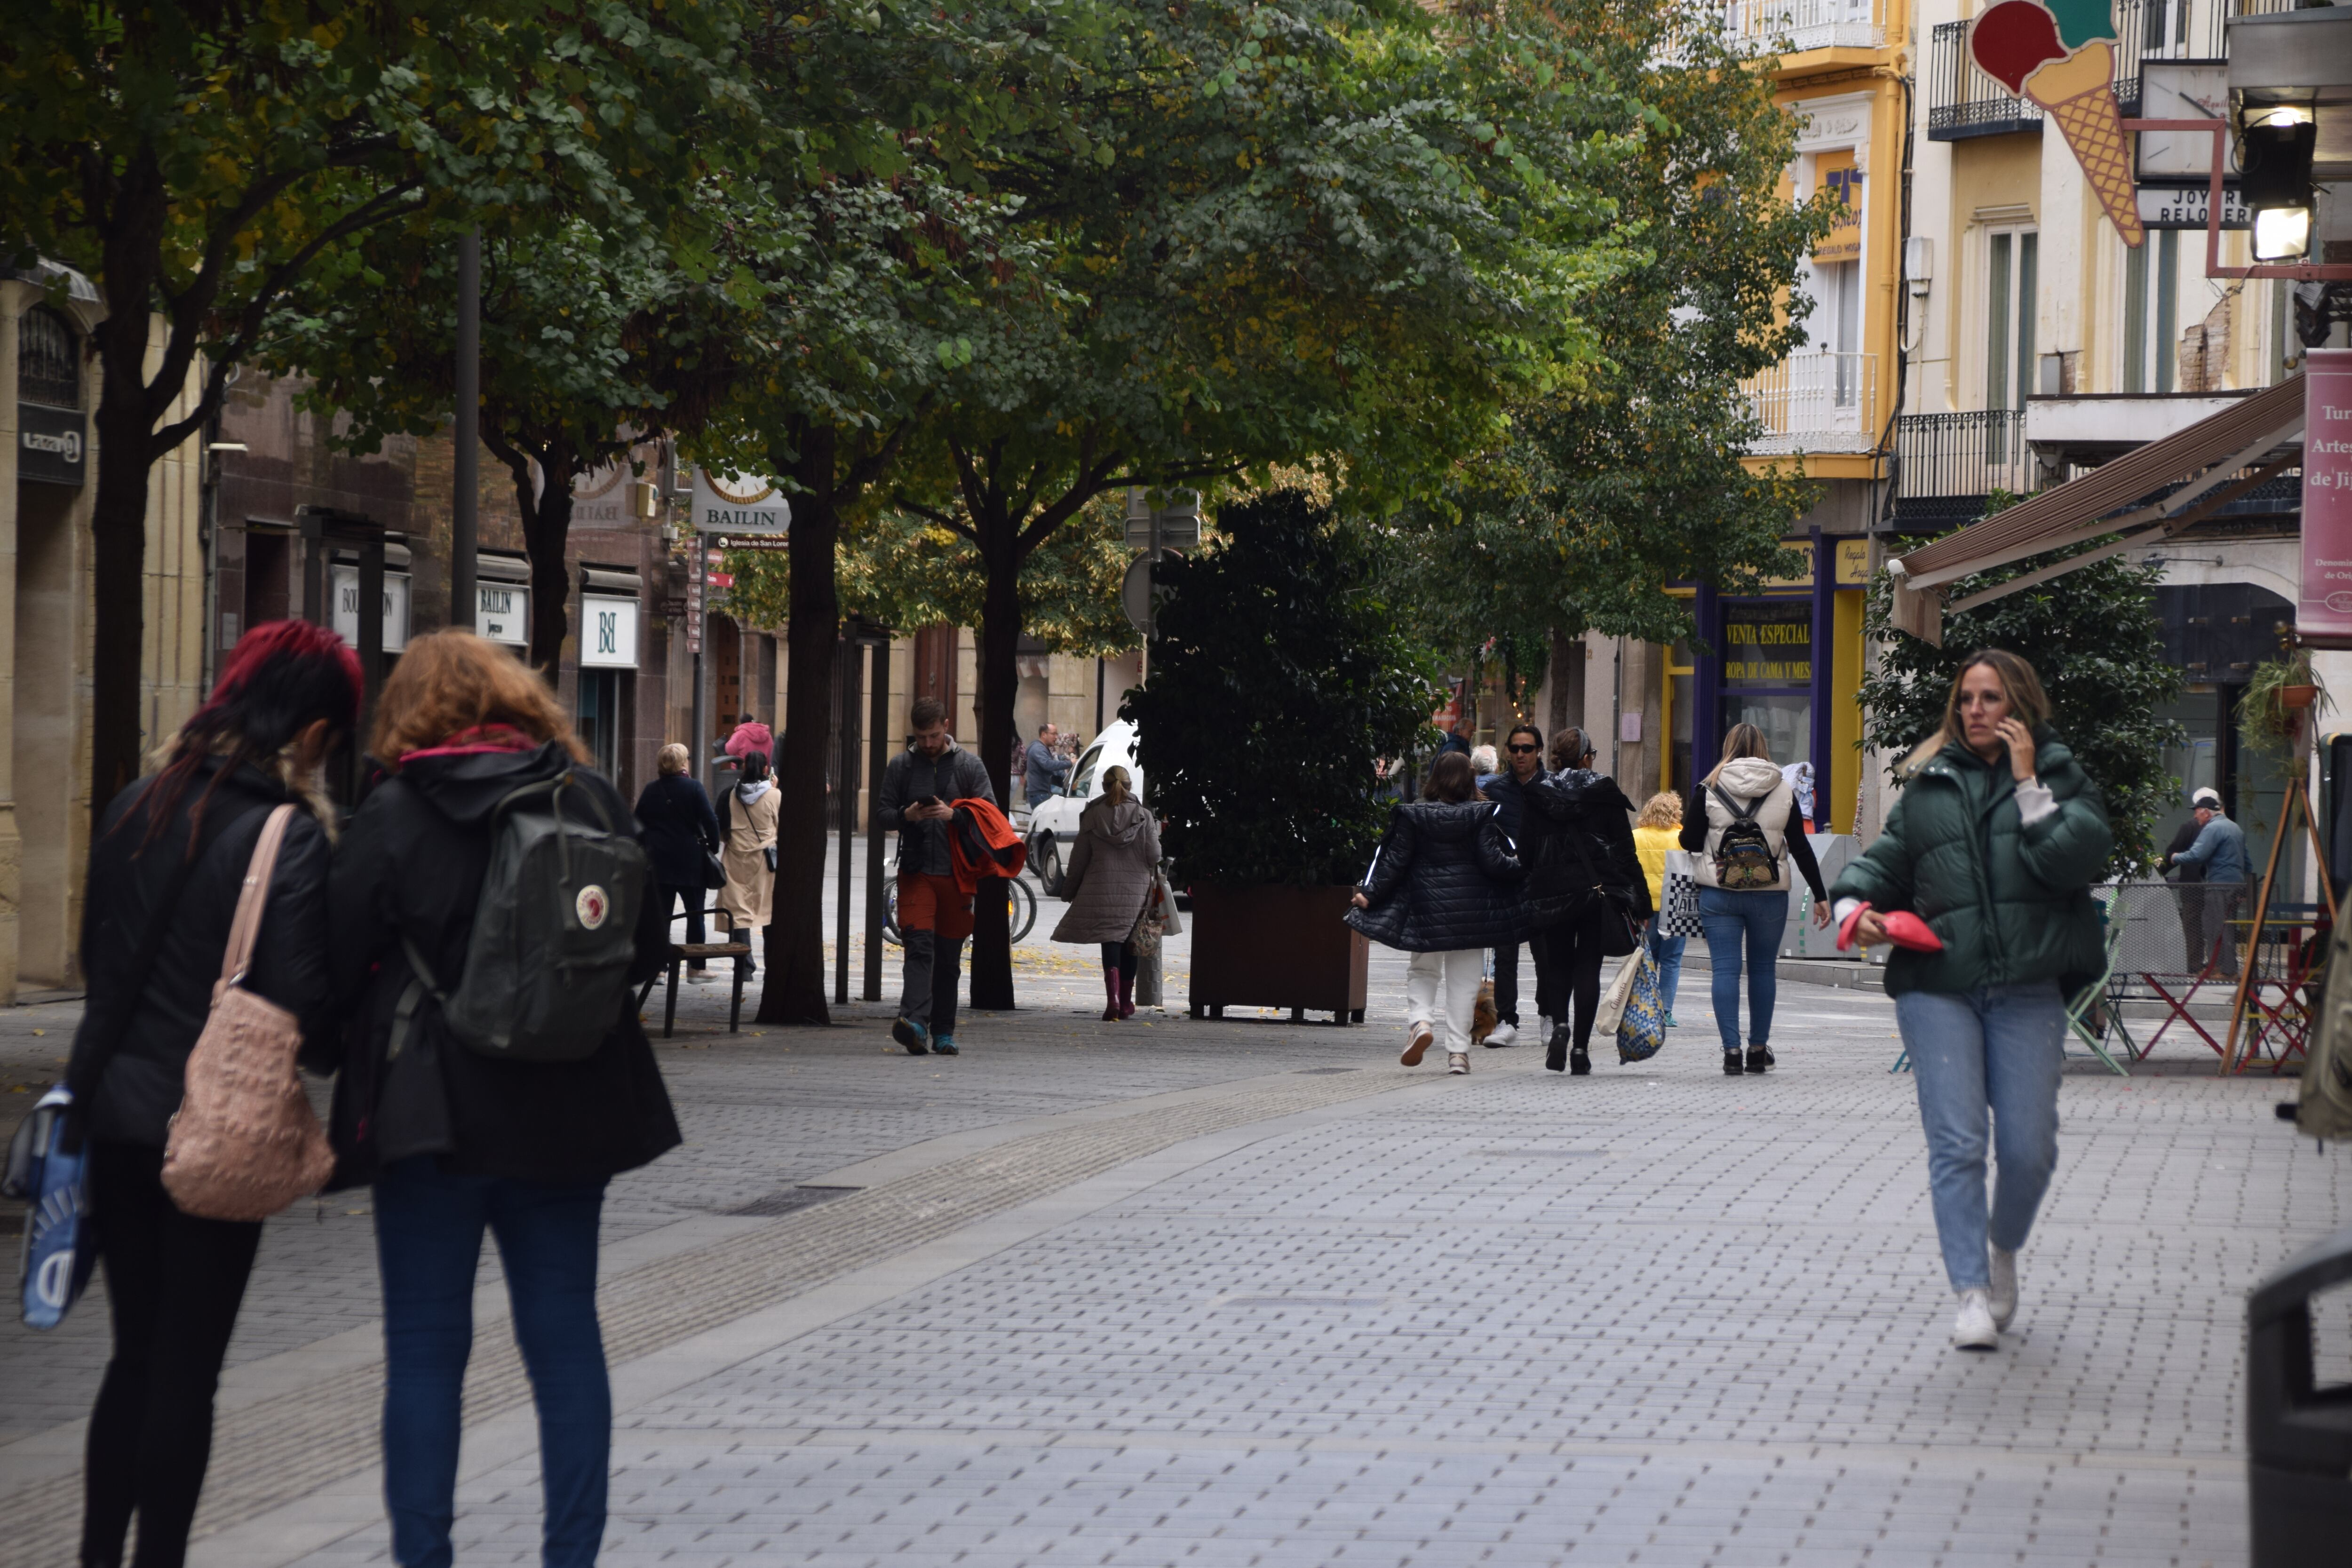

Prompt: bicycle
[{"left": 882, "top": 873, "right": 1039, "bottom": 946}]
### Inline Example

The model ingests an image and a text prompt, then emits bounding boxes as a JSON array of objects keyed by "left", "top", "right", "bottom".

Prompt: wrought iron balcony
[
  {"left": 1742, "top": 352, "right": 1879, "bottom": 456},
  {"left": 1925, "top": 21, "right": 2043, "bottom": 141},
  {"left": 1929, "top": 1, "right": 2299, "bottom": 140},
  {"left": 1892, "top": 411, "right": 2037, "bottom": 526},
  {"left": 1722, "top": 0, "right": 1883, "bottom": 55}
]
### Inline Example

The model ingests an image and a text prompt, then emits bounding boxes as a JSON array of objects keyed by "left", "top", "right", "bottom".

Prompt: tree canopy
[{"left": 1375, "top": 0, "right": 1836, "bottom": 680}]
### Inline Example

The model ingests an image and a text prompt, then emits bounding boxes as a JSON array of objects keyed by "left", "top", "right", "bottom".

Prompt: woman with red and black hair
[{"left": 67, "top": 619, "right": 360, "bottom": 1568}]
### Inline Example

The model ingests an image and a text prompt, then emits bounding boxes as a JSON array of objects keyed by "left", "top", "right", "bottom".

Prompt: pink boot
[
  {"left": 1101, "top": 970, "right": 1121, "bottom": 1021},
  {"left": 1117, "top": 968, "right": 1136, "bottom": 1019}
]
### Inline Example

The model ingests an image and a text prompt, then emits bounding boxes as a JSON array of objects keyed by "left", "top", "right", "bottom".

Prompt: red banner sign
[{"left": 2302, "top": 349, "right": 2352, "bottom": 637}]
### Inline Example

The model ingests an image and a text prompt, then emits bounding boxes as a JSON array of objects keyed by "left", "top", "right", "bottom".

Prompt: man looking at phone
[{"left": 878, "top": 697, "right": 996, "bottom": 1056}]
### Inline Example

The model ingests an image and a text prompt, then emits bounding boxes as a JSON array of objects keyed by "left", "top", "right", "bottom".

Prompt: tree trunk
[
  {"left": 89, "top": 390, "right": 156, "bottom": 824},
  {"left": 757, "top": 426, "right": 839, "bottom": 1026},
  {"left": 496, "top": 438, "right": 578, "bottom": 686},
  {"left": 967, "top": 511, "right": 1024, "bottom": 1011}
]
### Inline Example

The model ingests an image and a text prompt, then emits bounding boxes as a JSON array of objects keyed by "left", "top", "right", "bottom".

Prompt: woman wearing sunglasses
[{"left": 1830, "top": 649, "right": 2110, "bottom": 1351}]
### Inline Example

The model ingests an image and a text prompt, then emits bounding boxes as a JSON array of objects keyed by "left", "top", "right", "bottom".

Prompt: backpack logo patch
[{"left": 575, "top": 884, "right": 610, "bottom": 930}]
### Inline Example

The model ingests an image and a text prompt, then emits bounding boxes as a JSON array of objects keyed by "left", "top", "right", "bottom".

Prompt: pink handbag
[{"left": 161, "top": 804, "right": 336, "bottom": 1221}]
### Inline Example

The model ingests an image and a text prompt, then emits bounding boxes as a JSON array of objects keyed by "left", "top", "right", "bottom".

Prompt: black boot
[
  {"left": 1569, "top": 1044, "right": 1591, "bottom": 1075},
  {"left": 1545, "top": 1022, "right": 1570, "bottom": 1073},
  {"left": 1722, "top": 1051, "right": 1746, "bottom": 1076},
  {"left": 1744, "top": 1043, "right": 1775, "bottom": 1074}
]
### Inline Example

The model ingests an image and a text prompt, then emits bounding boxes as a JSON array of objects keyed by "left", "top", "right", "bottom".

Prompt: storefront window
[{"left": 1719, "top": 599, "right": 1812, "bottom": 770}]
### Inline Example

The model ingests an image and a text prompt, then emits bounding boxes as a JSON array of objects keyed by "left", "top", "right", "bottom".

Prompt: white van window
[{"left": 1067, "top": 743, "right": 1105, "bottom": 799}]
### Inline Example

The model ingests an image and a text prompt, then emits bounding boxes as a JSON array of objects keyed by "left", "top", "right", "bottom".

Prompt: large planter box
[{"left": 1185, "top": 882, "right": 1368, "bottom": 1025}]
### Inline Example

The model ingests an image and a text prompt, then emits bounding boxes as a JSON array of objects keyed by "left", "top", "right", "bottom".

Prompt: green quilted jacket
[{"left": 1828, "top": 729, "right": 2111, "bottom": 998}]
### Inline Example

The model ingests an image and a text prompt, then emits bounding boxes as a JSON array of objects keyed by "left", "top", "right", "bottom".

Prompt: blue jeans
[
  {"left": 1894, "top": 983, "right": 2065, "bottom": 1292},
  {"left": 1698, "top": 886, "right": 1787, "bottom": 1052},
  {"left": 1644, "top": 920, "right": 1685, "bottom": 1014},
  {"left": 374, "top": 1158, "right": 611, "bottom": 1568}
]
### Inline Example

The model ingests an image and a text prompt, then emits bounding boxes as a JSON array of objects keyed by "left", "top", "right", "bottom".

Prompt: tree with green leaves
[
  {"left": 1378, "top": 0, "right": 1836, "bottom": 679},
  {"left": 1129, "top": 490, "right": 1439, "bottom": 888},
  {"left": 1859, "top": 543, "right": 2183, "bottom": 877},
  {"left": 265, "top": 215, "right": 742, "bottom": 676},
  {"left": 892, "top": 0, "right": 1643, "bottom": 1004},
  {"left": 1, "top": 0, "right": 748, "bottom": 815}
]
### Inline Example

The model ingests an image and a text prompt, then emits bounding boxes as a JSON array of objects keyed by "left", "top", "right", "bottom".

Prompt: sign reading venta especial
[
  {"left": 691, "top": 468, "right": 789, "bottom": 535},
  {"left": 2302, "top": 350, "right": 2352, "bottom": 637}
]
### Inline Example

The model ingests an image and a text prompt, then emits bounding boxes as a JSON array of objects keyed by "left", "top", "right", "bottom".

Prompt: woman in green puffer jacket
[{"left": 1828, "top": 649, "right": 2111, "bottom": 1353}]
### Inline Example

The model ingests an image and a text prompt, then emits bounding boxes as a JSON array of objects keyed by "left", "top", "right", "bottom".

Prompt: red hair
[{"left": 205, "top": 620, "right": 363, "bottom": 731}]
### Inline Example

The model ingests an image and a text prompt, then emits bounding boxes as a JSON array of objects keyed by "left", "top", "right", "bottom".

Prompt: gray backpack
[{"left": 402, "top": 772, "right": 648, "bottom": 1063}]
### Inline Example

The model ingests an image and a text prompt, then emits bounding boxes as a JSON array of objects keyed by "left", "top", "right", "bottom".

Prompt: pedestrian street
[{"left": 0, "top": 939, "right": 2336, "bottom": 1567}]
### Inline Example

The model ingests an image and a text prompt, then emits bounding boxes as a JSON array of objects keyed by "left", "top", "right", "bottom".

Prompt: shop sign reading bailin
[
  {"left": 690, "top": 468, "right": 789, "bottom": 535},
  {"left": 2301, "top": 350, "right": 2352, "bottom": 638}
]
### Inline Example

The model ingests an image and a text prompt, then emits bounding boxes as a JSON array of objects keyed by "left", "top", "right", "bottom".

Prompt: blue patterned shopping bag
[
  {"left": 1617, "top": 949, "right": 1667, "bottom": 1064},
  {"left": 4, "top": 1085, "right": 98, "bottom": 1329}
]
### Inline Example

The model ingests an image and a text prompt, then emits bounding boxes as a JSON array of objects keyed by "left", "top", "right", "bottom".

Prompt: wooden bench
[{"left": 638, "top": 942, "right": 752, "bottom": 1038}]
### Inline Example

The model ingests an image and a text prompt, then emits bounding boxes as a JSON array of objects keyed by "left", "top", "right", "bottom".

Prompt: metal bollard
[{"left": 2248, "top": 1225, "right": 2352, "bottom": 1565}]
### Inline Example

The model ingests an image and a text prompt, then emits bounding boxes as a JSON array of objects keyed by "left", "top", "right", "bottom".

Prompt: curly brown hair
[{"left": 371, "top": 629, "right": 589, "bottom": 766}]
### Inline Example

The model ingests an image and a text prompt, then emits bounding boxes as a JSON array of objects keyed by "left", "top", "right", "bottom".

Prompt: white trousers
[{"left": 1405, "top": 949, "right": 1484, "bottom": 1052}]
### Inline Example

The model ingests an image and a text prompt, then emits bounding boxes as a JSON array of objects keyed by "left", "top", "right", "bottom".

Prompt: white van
[{"left": 1025, "top": 719, "right": 1142, "bottom": 895}]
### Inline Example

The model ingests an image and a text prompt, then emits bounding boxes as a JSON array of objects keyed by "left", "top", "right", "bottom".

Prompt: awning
[{"left": 1886, "top": 374, "right": 2307, "bottom": 644}]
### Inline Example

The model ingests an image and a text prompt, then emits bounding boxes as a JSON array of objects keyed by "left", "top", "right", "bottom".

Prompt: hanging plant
[{"left": 2238, "top": 649, "right": 2321, "bottom": 769}]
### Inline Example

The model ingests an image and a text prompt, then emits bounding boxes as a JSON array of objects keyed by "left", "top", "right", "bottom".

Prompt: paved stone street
[{"left": 1, "top": 896, "right": 2342, "bottom": 1567}]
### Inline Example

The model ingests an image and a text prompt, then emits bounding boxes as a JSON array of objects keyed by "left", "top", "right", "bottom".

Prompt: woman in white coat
[
  {"left": 1049, "top": 766, "right": 1161, "bottom": 1020},
  {"left": 717, "top": 749, "right": 780, "bottom": 977},
  {"left": 1677, "top": 724, "right": 1831, "bottom": 1075}
]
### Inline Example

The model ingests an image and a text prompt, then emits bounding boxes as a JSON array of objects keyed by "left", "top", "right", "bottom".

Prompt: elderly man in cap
[{"left": 2165, "top": 787, "right": 2250, "bottom": 979}]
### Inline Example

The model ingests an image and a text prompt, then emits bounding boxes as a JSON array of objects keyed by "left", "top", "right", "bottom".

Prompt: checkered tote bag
[{"left": 1660, "top": 849, "right": 1705, "bottom": 939}]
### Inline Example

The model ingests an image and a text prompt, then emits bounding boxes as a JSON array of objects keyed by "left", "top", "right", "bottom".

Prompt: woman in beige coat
[
  {"left": 717, "top": 749, "right": 780, "bottom": 976},
  {"left": 1049, "top": 766, "right": 1161, "bottom": 1020}
]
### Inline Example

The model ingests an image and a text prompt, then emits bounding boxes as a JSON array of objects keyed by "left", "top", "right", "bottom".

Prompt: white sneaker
[
  {"left": 1401, "top": 1023, "right": 1434, "bottom": 1067},
  {"left": 1988, "top": 1246, "right": 2018, "bottom": 1330},
  {"left": 1482, "top": 1019, "right": 1517, "bottom": 1049},
  {"left": 1952, "top": 1288, "right": 1998, "bottom": 1351},
  {"left": 1447, "top": 1052, "right": 1470, "bottom": 1075},
  {"left": 1537, "top": 1015, "right": 1553, "bottom": 1043}
]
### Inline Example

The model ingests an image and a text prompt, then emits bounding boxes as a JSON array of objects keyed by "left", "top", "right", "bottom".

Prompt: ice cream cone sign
[{"left": 1971, "top": 0, "right": 2145, "bottom": 247}]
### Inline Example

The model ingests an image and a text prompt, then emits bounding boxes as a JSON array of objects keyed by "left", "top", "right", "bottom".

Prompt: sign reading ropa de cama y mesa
[
  {"left": 691, "top": 468, "right": 790, "bottom": 535},
  {"left": 2301, "top": 350, "right": 2352, "bottom": 637}
]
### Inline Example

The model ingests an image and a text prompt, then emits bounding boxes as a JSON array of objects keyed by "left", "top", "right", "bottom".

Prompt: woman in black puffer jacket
[
  {"left": 1347, "top": 752, "right": 1524, "bottom": 1075},
  {"left": 1519, "top": 727, "right": 1650, "bottom": 1075},
  {"left": 69, "top": 621, "right": 360, "bottom": 1568}
]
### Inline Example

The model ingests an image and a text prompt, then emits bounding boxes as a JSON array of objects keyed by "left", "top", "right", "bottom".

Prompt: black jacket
[
  {"left": 1520, "top": 769, "right": 1650, "bottom": 930},
  {"left": 69, "top": 759, "right": 335, "bottom": 1146},
  {"left": 1479, "top": 767, "right": 1540, "bottom": 843},
  {"left": 2162, "top": 817, "right": 2207, "bottom": 883},
  {"left": 876, "top": 742, "right": 995, "bottom": 875},
  {"left": 327, "top": 741, "right": 680, "bottom": 1185},
  {"left": 635, "top": 772, "right": 722, "bottom": 889},
  {"left": 1345, "top": 801, "right": 1525, "bottom": 952}
]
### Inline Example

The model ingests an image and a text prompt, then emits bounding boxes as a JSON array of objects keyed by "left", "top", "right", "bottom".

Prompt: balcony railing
[
  {"left": 1892, "top": 411, "right": 2037, "bottom": 525},
  {"left": 1930, "top": 1, "right": 2299, "bottom": 139},
  {"left": 1723, "top": 0, "right": 1883, "bottom": 55},
  {"left": 1926, "top": 21, "right": 2044, "bottom": 141},
  {"left": 1742, "top": 351, "right": 1878, "bottom": 456}
]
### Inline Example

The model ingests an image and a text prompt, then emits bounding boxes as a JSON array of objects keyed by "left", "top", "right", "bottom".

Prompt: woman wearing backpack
[
  {"left": 1680, "top": 724, "right": 1830, "bottom": 1075},
  {"left": 68, "top": 621, "right": 358, "bottom": 1568},
  {"left": 1346, "top": 751, "right": 1524, "bottom": 1075},
  {"left": 1519, "top": 727, "right": 1649, "bottom": 1074},
  {"left": 716, "top": 748, "right": 780, "bottom": 978},
  {"left": 1829, "top": 650, "right": 2109, "bottom": 1350},
  {"left": 328, "top": 629, "right": 677, "bottom": 1568}
]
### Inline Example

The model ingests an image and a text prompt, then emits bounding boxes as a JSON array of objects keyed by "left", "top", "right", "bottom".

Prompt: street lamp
[{"left": 2241, "top": 103, "right": 2317, "bottom": 263}]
